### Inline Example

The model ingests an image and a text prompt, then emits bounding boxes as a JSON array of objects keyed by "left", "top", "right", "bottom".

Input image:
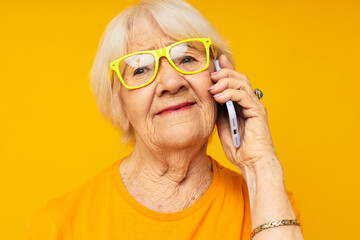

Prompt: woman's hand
[
  {"left": 209, "top": 54, "right": 277, "bottom": 172},
  {"left": 209, "top": 56, "right": 303, "bottom": 239}
]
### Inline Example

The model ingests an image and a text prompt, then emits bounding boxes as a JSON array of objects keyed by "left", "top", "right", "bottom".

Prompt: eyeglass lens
[{"left": 118, "top": 40, "right": 208, "bottom": 88}]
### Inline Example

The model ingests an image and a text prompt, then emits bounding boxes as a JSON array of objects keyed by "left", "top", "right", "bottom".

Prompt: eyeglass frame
[{"left": 109, "top": 38, "right": 215, "bottom": 90}]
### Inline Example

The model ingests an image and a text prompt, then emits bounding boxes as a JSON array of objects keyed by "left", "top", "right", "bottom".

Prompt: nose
[{"left": 155, "top": 58, "right": 189, "bottom": 97}]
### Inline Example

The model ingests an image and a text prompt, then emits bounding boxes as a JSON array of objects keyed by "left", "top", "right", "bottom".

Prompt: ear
[{"left": 218, "top": 54, "right": 234, "bottom": 70}]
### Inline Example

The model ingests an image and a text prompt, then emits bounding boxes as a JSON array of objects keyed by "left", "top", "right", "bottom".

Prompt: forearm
[{"left": 241, "top": 156, "right": 304, "bottom": 240}]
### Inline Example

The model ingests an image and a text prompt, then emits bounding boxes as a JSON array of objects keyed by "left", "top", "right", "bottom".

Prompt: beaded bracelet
[{"left": 250, "top": 219, "right": 300, "bottom": 239}]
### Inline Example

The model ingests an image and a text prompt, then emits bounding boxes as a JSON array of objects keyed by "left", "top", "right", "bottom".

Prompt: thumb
[{"left": 219, "top": 54, "right": 234, "bottom": 70}]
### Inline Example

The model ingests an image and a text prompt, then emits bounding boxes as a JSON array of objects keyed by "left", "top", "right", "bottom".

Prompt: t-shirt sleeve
[{"left": 22, "top": 201, "right": 59, "bottom": 240}]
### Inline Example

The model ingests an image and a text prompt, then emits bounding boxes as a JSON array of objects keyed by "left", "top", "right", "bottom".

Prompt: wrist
[
  {"left": 254, "top": 157, "right": 285, "bottom": 192},
  {"left": 253, "top": 155, "right": 283, "bottom": 177},
  {"left": 239, "top": 155, "right": 285, "bottom": 208},
  {"left": 236, "top": 155, "right": 284, "bottom": 186},
  {"left": 239, "top": 155, "right": 283, "bottom": 177}
]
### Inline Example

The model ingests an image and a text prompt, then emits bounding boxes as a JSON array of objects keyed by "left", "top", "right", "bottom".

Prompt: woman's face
[{"left": 117, "top": 23, "right": 217, "bottom": 149}]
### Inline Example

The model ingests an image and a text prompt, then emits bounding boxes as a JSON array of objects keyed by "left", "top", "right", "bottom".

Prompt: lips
[{"left": 156, "top": 102, "right": 196, "bottom": 115}]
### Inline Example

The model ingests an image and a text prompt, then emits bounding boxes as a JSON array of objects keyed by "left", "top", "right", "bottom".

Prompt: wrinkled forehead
[{"left": 126, "top": 19, "right": 177, "bottom": 53}]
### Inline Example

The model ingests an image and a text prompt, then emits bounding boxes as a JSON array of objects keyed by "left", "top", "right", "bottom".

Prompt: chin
[{"left": 157, "top": 125, "right": 208, "bottom": 149}]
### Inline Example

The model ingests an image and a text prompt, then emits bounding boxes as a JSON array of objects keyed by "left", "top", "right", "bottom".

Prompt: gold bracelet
[{"left": 250, "top": 219, "right": 300, "bottom": 239}]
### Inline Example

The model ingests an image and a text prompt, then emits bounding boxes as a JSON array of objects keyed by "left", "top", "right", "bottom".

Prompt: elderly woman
[{"left": 23, "top": 0, "right": 303, "bottom": 239}]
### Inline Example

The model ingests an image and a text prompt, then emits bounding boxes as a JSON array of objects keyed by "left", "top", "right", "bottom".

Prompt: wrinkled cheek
[
  {"left": 130, "top": 117, "right": 156, "bottom": 144},
  {"left": 202, "top": 98, "right": 218, "bottom": 135}
]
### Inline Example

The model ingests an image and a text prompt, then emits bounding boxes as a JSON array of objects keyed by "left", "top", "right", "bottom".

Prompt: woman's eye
[
  {"left": 134, "top": 67, "right": 145, "bottom": 75},
  {"left": 181, "top": 56, "right": 197, "bottom": 63}
]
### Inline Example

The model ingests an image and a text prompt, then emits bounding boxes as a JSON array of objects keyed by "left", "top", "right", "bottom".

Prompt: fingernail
[
  {"left": 211, "top": 72, "right": 217, "bottom": 76},
  {"left": 213, "top": 93, "right": 222, "bottom": 98},
  {"left": 208, "top": 85, "right": 215, "bottom": 90}
]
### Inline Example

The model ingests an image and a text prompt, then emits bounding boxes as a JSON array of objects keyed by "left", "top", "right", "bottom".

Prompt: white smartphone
[{"left": 215, "top": 60, "right": 240, "bottom": 148}]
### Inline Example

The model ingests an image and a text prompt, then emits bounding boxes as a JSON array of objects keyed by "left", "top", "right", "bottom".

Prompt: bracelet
[{"left": 250, "top": 219, "right": 300, "bottom": 239}]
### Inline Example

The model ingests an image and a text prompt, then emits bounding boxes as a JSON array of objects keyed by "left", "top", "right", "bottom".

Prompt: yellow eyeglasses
[{"left": 109, "top": 38, "right": 214, "bottom": 89}]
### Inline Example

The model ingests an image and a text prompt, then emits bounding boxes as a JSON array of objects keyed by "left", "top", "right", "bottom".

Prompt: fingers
[
  {"left": 210, "top": 65, "right": 258, "bottom": 101},
  {"left": 214, "top": 89, "right": 265, "bottom": 118},
  {"left": 213, "top": 88, "right": 251, "bottom": 106},
  {"left": 211, "top": 68, "right": 249, "bottom": 84},
  {"left": 209, "top": 54, "right": 264, "bottom": 118},
  {"left": 209, "top": 67, "right": 260, "bottom": 102},
  {"left": 209, "top": 77, "right": 254, "bottom": 99}
]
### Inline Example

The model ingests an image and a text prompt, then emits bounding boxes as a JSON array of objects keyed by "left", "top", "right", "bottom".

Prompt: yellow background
[{"left": 1, "top": 0, "right": 359, "bottom": 239}]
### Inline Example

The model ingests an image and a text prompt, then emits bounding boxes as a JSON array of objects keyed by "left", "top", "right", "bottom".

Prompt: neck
[{"left": 119, "top": 139, "right": 213, "bottom": 212}]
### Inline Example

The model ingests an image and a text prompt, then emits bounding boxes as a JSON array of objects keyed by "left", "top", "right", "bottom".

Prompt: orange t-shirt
[{"left": 22, "top": 157, "right": 301, "bottom": 239}]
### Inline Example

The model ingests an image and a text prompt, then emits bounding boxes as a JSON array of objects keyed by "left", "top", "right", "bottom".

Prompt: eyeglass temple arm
[{"left": 210, "top": 44, "right": 215, "bottom": 58}]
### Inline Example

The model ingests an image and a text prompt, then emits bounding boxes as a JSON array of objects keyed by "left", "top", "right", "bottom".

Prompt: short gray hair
[{"left": 90, "top": 0, "right": 234, "bottom": 143}]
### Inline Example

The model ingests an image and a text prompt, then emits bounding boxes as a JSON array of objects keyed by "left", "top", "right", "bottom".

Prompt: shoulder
[
  {"left": 22, "top": 159, "right": 121, "bottom": 239},
  {"left": 51, "top": 160, "right": 118, "bottom": 208},
  {"left": 212, "top": 157, "right": 244, "bottom": 181},
  {"left": 211, "top": 157, "right": 248, "bottom": 194}
]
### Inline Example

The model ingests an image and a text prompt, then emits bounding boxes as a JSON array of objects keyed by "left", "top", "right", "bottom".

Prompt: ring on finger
[{"left": 254, "top": 88, "right": 263, "bottom": 100}]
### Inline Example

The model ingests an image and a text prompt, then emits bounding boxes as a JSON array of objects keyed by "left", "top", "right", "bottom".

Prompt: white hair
[{"left": 90, "top": 0, "right": 234, "bottom": 143}]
